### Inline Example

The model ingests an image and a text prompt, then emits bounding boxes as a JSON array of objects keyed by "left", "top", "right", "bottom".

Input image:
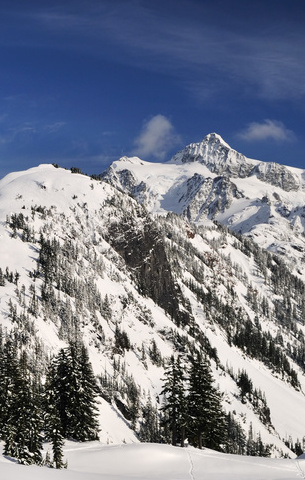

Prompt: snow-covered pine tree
[
  {"left": 44, "top": 341, "right": 99, "bottom": 442},
  {"left": 138, "top": 395, "right": 160, "bottom": 443},
  {"left": 68, "top": 342, "right": 100, "bottom": 441},
  {"left": 160, "top": 355, "right": 187, "bottom": 446},
  {"left": 202, "top": 381, "right": 226, "bottom": 450},
  {"left": 3, "top": 348, "right": 43, "bottom": 465},
  {"left": 43, "top": 368, "right": 65, "bottom": 469},
  {"left": 187, "top": 351, "right": 225, "bottom": 450},
  {"left": 50, "top": 424, "right": 66, "bottom": 469},
  {"left": 44, "top": 347, "right": 72, "bottom": 438}
]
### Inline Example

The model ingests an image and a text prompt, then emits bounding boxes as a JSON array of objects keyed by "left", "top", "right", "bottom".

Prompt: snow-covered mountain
[
  {"left": 1, "top": 160, "right": 305, "bottom": 459},
  {"left": 102, "top": 133, "right": 305, "bottom": 279}
]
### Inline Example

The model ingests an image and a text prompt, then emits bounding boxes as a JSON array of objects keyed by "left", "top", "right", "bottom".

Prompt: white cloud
[
  {"left": 0, "top": 123, "right": 37, "bottom": 145},
  {"left": 237, "top": 120, "right": 295, "bottom": 142},
  {"left": 132, "top": 115, "right": 180, "bottom": 160},
  {"left": 44, "top": 122, "right": 66, "bottom": 133}
]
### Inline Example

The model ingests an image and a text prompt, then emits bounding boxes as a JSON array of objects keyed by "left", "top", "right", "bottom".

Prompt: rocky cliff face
[
  {"left": 181, "top": 174, "right": 244, "bottom": 222},
  {"left": 252, "top": 162, "right": 300, "bottom": 191},
  {"left": 104, "top": 198, "right": 190, "bottom": 327}
]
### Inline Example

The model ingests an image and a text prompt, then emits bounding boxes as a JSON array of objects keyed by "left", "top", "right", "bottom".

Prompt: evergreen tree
[
  {"left": 203, "top": 384, "right": 226, "bottom": 450},
  {"left": 68, "top": 342, "right": 100, "bottom": 441},
  {"left": 44, "top": 367, "right": 65, "bottom": 469},
  {"left": 114, "top": 325, "right": 130, "bottom": 353},
  {"left": 237, "top": 370, "right": 253, "bottom": 403},
  {"left": 0, "top": 339, "right": 18, "bottom": 439},
  {"left": 160, "top": 355, "right": 187, "bottom": 446},
  {"left": 47, "top": 410, "right": 66, "bottom": 469},
  {"left": 3, "top": 348, "right": 43, "bottom": 465},
  {"left": 246, "top": 422, "right": 256, "bottom": 456},
  {"left": 44, "top": 341, "right": 99, "bottom": 442},
  {"left": 51, "top": 425, "right": 66, "bottom": 469},
  {"left": 44, "top": 348, "right": 72, "bottom": 438},
  {"left": 125, "top": 374, "right": 140, "bottom": 430},
  {"left": 0, "top": 267, "right": 5, "bottom": 286},
  {"left": 101, "top": 294, "right": 112, "bottom": 321},
  {"left": 224, "top": 412, "right": 246, "bottom": 455},
  {"left": 187, "top": 352, "right": 225, "bottom": 450},
  {"left": 148, "top": 339, "right": 163, "bottom": 367},
  {"left": 138, "top": 395, "right": 160, "bottom": 443}
]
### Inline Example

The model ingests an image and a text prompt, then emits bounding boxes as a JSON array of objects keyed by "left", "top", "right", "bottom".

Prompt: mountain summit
[
  {"left": 103, "top": 134, "right": 305, "bottom": 278},
  {"left": 169, "top": 133, "right": 257, "bottom": 178}
]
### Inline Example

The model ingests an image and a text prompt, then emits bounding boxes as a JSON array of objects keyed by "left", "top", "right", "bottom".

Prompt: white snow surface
[{"left": 1, "top": 441, "right": 305, "bottom": 480}]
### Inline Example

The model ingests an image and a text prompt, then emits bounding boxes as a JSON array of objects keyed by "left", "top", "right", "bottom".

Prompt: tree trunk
[{"left": 180, "top": 425, "right": 185, "bottom": 447}]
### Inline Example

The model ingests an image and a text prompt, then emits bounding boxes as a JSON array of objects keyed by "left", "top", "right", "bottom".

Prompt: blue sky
[{"left": 0, "top": 0, "right": 305, "bottom": 178}]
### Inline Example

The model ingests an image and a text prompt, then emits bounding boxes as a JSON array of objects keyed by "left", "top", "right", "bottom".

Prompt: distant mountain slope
[
  {"left": 102, "top": 133, "right": 305, "bottom": 279},
  {"left": 0, "top": 163, "right": 305, "bottom": 458}
]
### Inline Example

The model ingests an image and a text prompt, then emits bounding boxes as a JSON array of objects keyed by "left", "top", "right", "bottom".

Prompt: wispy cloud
[
  {"left": 2, "top": 2, "right": 305, "bottom": 102},
  {"left": 0, "top": 120, "right": 66, "bottom": 146},
  {"left": 237, "top": 120, "right": 295, "bottom": 142},
  {"left": 26, "top": 1, "right": 305, "bottom": 101},
  {"left": 44, "top": 122, "right": 66, "bottom": 133},
  {"left": 132, "top": 115, "right": 181, "bottom": 160},
  {"left": 0, "top": 123, "right": 36, "bottom": 145}
]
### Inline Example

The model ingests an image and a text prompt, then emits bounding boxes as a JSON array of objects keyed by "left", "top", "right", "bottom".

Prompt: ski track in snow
[
  {"left": 296, "top": 459, "right": 305, "bottom": 479},
  {"left": 186, "top": 449, "right": 195, "bottom": 480}
]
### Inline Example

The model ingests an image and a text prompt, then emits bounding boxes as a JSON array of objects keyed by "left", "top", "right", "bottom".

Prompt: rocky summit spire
[
  {"left": 203, "top": 132, "right": 232, "bottom": 149},
  {"left": 169, "top": 132, "right": 256, "bottom": 178}
]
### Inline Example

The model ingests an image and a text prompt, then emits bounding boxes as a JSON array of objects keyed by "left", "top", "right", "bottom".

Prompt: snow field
[{"left": 1, "top": 441, "right": 304, "bottom": 480}]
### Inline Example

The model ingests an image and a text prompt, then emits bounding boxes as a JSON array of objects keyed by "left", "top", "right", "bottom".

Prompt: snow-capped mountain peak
[
  {"left": 206, "top": 132, "right": 231, "bottom": 148},
  {"left": 169, "top": 132, "right": 259, "bottom": 178},
  {"left": 102, "top": 134, "right": 305, "bottom": 278},
  {"left": 114, "top": 156, "right": 145, "bottom": 166}
]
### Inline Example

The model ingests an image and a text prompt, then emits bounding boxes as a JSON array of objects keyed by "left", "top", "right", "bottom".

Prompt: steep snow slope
[
  {"left": 102, "top": 133, "right": 305, "bottom": 278},
  {"left": 1, "top": 164, "right": 305, "bottom": 457}
]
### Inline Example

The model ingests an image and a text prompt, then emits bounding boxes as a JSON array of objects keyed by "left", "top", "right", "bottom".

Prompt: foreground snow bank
[{"left": 0, "top": 441, "right": 304, "bottom": 480}]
